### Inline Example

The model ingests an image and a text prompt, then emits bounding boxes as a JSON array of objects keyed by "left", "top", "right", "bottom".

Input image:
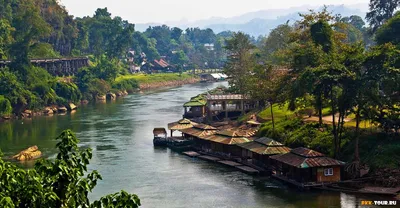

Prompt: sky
[{"left": 59, "top": 0, "right": 370, "bottom": 23}]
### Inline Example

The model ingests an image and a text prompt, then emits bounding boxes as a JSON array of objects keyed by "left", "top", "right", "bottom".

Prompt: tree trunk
[
  {"left": 354, "top": 107, "right": 361, "bottom": 162},
  {"left": 331, "top": 89, "right": 338, "bottom": 159},
  {"left": 316, "top": 92, "right": 323, "bottom": 126},
  {"left": 270, "top": 102, "right": 275, "bottom": 131}
]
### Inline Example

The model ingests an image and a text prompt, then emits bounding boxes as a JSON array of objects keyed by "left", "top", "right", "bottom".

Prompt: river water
[{"left": 0, "top": 82, "right": 390, "bottom": 208}]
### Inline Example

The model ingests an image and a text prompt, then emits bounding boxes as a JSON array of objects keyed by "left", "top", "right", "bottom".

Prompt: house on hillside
[
  {"left": 204, "top": 43, "right": 215, "bottom": 51},
  {"left": 153, "top": 58, "right": 171, "bottom": 71},
  {"left": 270, "top": 147, "right": 345, "bottom": 185}
]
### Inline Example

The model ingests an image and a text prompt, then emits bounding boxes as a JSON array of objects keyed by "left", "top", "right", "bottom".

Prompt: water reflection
[{"left": 0, "top": 81, "right": 394, "bottom": 208}]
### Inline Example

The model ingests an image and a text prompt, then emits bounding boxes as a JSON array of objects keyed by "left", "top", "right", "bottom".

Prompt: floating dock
[
  {"left": 198, "top": 155, "right": 221, "bottom": 162},
  {"left": 183, "top": 151, "right": 201, "bottom": 157},
  {"left": 218, "top": 160, "right": 242, "bottom": 167},
  {"left": 236, "top": 166, "right": 260, "bottom": 175}
]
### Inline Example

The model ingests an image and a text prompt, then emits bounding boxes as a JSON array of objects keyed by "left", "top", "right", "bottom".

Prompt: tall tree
[
  {"left": 223, "top": 32, "right": 255, "bottom": 95},
  {"left": 375, "top": 12, "right": 400, "bottom": 46},
  {"left": 9, "top": 0, "right": 51, "bottom": 77},
  {"left": 366, "top": 0, "right": 400, "bottom": 32}
]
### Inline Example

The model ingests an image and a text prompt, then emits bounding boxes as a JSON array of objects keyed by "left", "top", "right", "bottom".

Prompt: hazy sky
[{"left": 59, "top": 0, "right": 369, "bottom": 23}]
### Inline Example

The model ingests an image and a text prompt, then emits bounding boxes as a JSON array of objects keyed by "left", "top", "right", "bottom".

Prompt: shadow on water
[{"left": 1, "top": 81, "right": 393, "bottom": 208}]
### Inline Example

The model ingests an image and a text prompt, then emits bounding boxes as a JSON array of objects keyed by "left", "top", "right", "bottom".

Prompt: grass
[
  {"left": 257, "top": 103, "right": 295, "bottom": 121},
  {"left": 115, "top": 73, "right": 195, "bottom": 85}
]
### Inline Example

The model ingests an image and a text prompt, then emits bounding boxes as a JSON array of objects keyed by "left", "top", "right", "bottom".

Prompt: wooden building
[
  {"left": 153, "top": 58, "right": 171, "bottom": 71},
  {"left": 236, "top": 137, "right": 291, "bottom": 168},
  {"left": 167, "top": 118, "right": 197, "bottom": 137},
  {"left": 202, "top": 130, "right": 251, "bottom": 155},
  {"left": 180, "top": 124, "right": 218, "bottom": 150},
  {"left": 270, "top": 147, "right": 344, "bottom": 184},
  {"left": 183, "top": 95, "right": 207, "bottom": 118},
  {"left": 206, "top": 94, "right": 258, "bottom": 122}
]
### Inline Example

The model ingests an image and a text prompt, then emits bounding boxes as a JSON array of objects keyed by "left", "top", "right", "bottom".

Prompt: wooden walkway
[
  {"left": 183, "top": 151, "right": 201, "bottom": 157},
  {"left": 198, "top": 155, "right": 221, "bottom": 162},
  {"left": 218, "top": 160, "right": 242, "bottom": 167},
  {"left": 236, "top": 166, "right": 259, "bottom": 175}
]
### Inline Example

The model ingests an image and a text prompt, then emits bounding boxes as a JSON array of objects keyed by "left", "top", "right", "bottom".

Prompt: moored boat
[{"left": 153, "top": 128, "right": 168, "bottom": 146}]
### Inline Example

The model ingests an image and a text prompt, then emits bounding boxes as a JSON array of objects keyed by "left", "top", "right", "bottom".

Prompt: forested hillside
[{"left": 0, "top": 0, "right": 229, "bottom": 118}]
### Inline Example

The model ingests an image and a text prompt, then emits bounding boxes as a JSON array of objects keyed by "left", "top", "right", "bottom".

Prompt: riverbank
[
  {"left": 1, "top": 73, "right": 200, "bottom": 122},
  {"left": 115, "top": 73, "right": 199, "bottom": 90}
]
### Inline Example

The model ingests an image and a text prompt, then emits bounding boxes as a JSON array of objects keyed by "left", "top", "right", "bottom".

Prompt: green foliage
[
  {"left": 75, "top": 67, "right": 94, "bottom": 92},
  {"left": 310, "top": 20, "right": 334, "bottom": 53},
  {"left": 52, "top": 81, "right": 82, "bottom": 103},
  {"left": 0, "top": 68, "right": 39, "bottom": 111},
  {"left": 32, "top": 82, "right": 57, "bottom": 105},
  {"left": 0, "top": 19, "right": 14, "bottom": 59},
  {"left": 9, "top": 0, "right": 51, "bottom": 72},
  {"left": 366, "top": 0, "right": 400, "bottom": 32},
  {"left": 91, "top": 56, "right": 119, "bottom": 82},
  {"left": 258, "top": 118, "right": 336, "bottom": 155},
  {"left": 224, "top": 32, "right": 255, "bottom": 94},
  {"left": 88, "top": 78, "right": 111, "bottom": 97},
  {"left": 0, "top": 130, "right": 141, "bottom": 207},
  {"left": 376, "top": 12, "right": 400, "bottom": 46},
  {"left": 0, "top": 95, "right": 12, "bottom": 117},
  {"left": 341, "top": 132, "right": 400, "bottom": 169},
  {"left": 112, "top": 78, "right": 139, "bottom": 92},
  {"left": 28, "top": 43, "right": 60, "bottom": 58}
]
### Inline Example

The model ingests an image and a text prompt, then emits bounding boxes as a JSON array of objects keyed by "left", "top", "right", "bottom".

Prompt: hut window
[{"left": 324, "top": 168, "right": 333, "bottom": 176}]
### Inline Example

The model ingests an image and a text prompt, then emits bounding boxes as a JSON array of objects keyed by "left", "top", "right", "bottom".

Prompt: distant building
[
  {"left": 153, "top": 58, "right": 171, "bottom": 71},
  {"left": 204, "top": 43, "right": 215, "bottom": 51}
]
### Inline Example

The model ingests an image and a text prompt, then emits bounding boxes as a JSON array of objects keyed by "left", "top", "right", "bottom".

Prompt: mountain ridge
[{"left": 135, "top": 3, "right": 369, "bottom": 37}]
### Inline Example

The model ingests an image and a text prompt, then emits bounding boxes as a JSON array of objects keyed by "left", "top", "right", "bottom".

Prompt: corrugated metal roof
[
  {"left": 168, "top": 119, "right": 197, "bottom": 130},
  {"left": 291, "top": 147, "right": 325, "bottom": 158},
  {"left": 206, "top": 94, "right": 250, "bottom": 100},
  {"left": 203, "top": 133, "right": 250, "bottom": 145},
  {"left": 183, "top": 101, "right": 206, "bottom": 107},
  {"left": 254, "top": 137, "right": 284, "bottom": 146},
  {"left": 217, "top": 130, "right": 248, "bottom": 137},
  {"left": 193, "top": 124, "right": 217, "bottom": 130},
  {"left": 180, "top": 125, "right": 217, "bottom": 139},
  {"left": 237, "top": 142, "right": 291, "bottom": 155},
  {"left": 270, "top": 148, "right": 345, "bottom": 168},
  {"left": 210, "top": 73, "right": 221, "bottom": 79}
]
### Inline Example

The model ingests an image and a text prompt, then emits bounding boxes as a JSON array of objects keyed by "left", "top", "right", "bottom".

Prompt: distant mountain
[{"left": 135, "top": 4, "right": 369, "bottom": 37}]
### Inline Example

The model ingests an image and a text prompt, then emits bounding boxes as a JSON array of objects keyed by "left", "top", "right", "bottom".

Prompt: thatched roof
[{"left": 168, "top": 119, "right": 198, "bottom": 131}]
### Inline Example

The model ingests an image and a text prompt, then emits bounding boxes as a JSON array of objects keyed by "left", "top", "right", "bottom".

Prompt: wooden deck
[
  {"left": 183, "top": 151, "right": 201, "bottom": 157},
  {"left": 198, "top": 155, "right": 221, "bottom": 162},
  {"left": 272, "top": 174, "right": 326, "bottom": 188},
  {"left": 236, "top": 166, "right": 259, "bottom": 175},
  {"left": 218, "top": 160, "right": 242, "bottom": 167}
]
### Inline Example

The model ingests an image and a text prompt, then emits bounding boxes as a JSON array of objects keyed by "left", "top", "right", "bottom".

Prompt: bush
[
  {"left": 88, "top": 78, "right": 110, "bottom": 97},
  {"left": 26, "top": 66, "right": 53, "bottom": 88},
  {"left": 0, "top": 95, "right": 12, "bottom": 117},
  {"left": 0, "top": 69, "right": 39, "bottom": 111},
  {"left": 0, "top": 130, "right": 141, "bottom": 207},
  {"left": 75, "top": 67, "right": 94, "bottom": 92},
  {"left": 52, "top": 81, "right": 82, "bottom": 103},
  {"left": 112, "top": 78, "right": 139, "bottom": 92},
  {"left": 32, "top": 82, "right": 57, "bottom": 105},
  {"left": 258, "top": 118, "right": 335, "bottom": 156},
  {"left": 28, "top": 43, "right": 60, "bottom": 58}
]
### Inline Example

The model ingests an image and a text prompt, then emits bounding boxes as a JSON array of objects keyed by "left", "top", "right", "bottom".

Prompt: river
[{"left": 0, "top": 82, "right": 387, "bottom": 208}]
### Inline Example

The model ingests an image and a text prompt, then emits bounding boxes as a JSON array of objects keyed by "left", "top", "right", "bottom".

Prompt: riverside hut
[
  {"left": 270, "top": 147, "right": 345, "bottom": 185},
  {"left": 202, "top": 130, "right": 251, "bottom": 155},
  {"left": 236, "top": 137, "right": 291, "bottom": 168},
  {"left": 180, "top": 124, "right": 218, "bottom": 150},
  {"left": 183, "top": 95, "right": 207, "bottom": 118},
  {"left": 167, "top": 118, "right": 198, "bottom": 137}
]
